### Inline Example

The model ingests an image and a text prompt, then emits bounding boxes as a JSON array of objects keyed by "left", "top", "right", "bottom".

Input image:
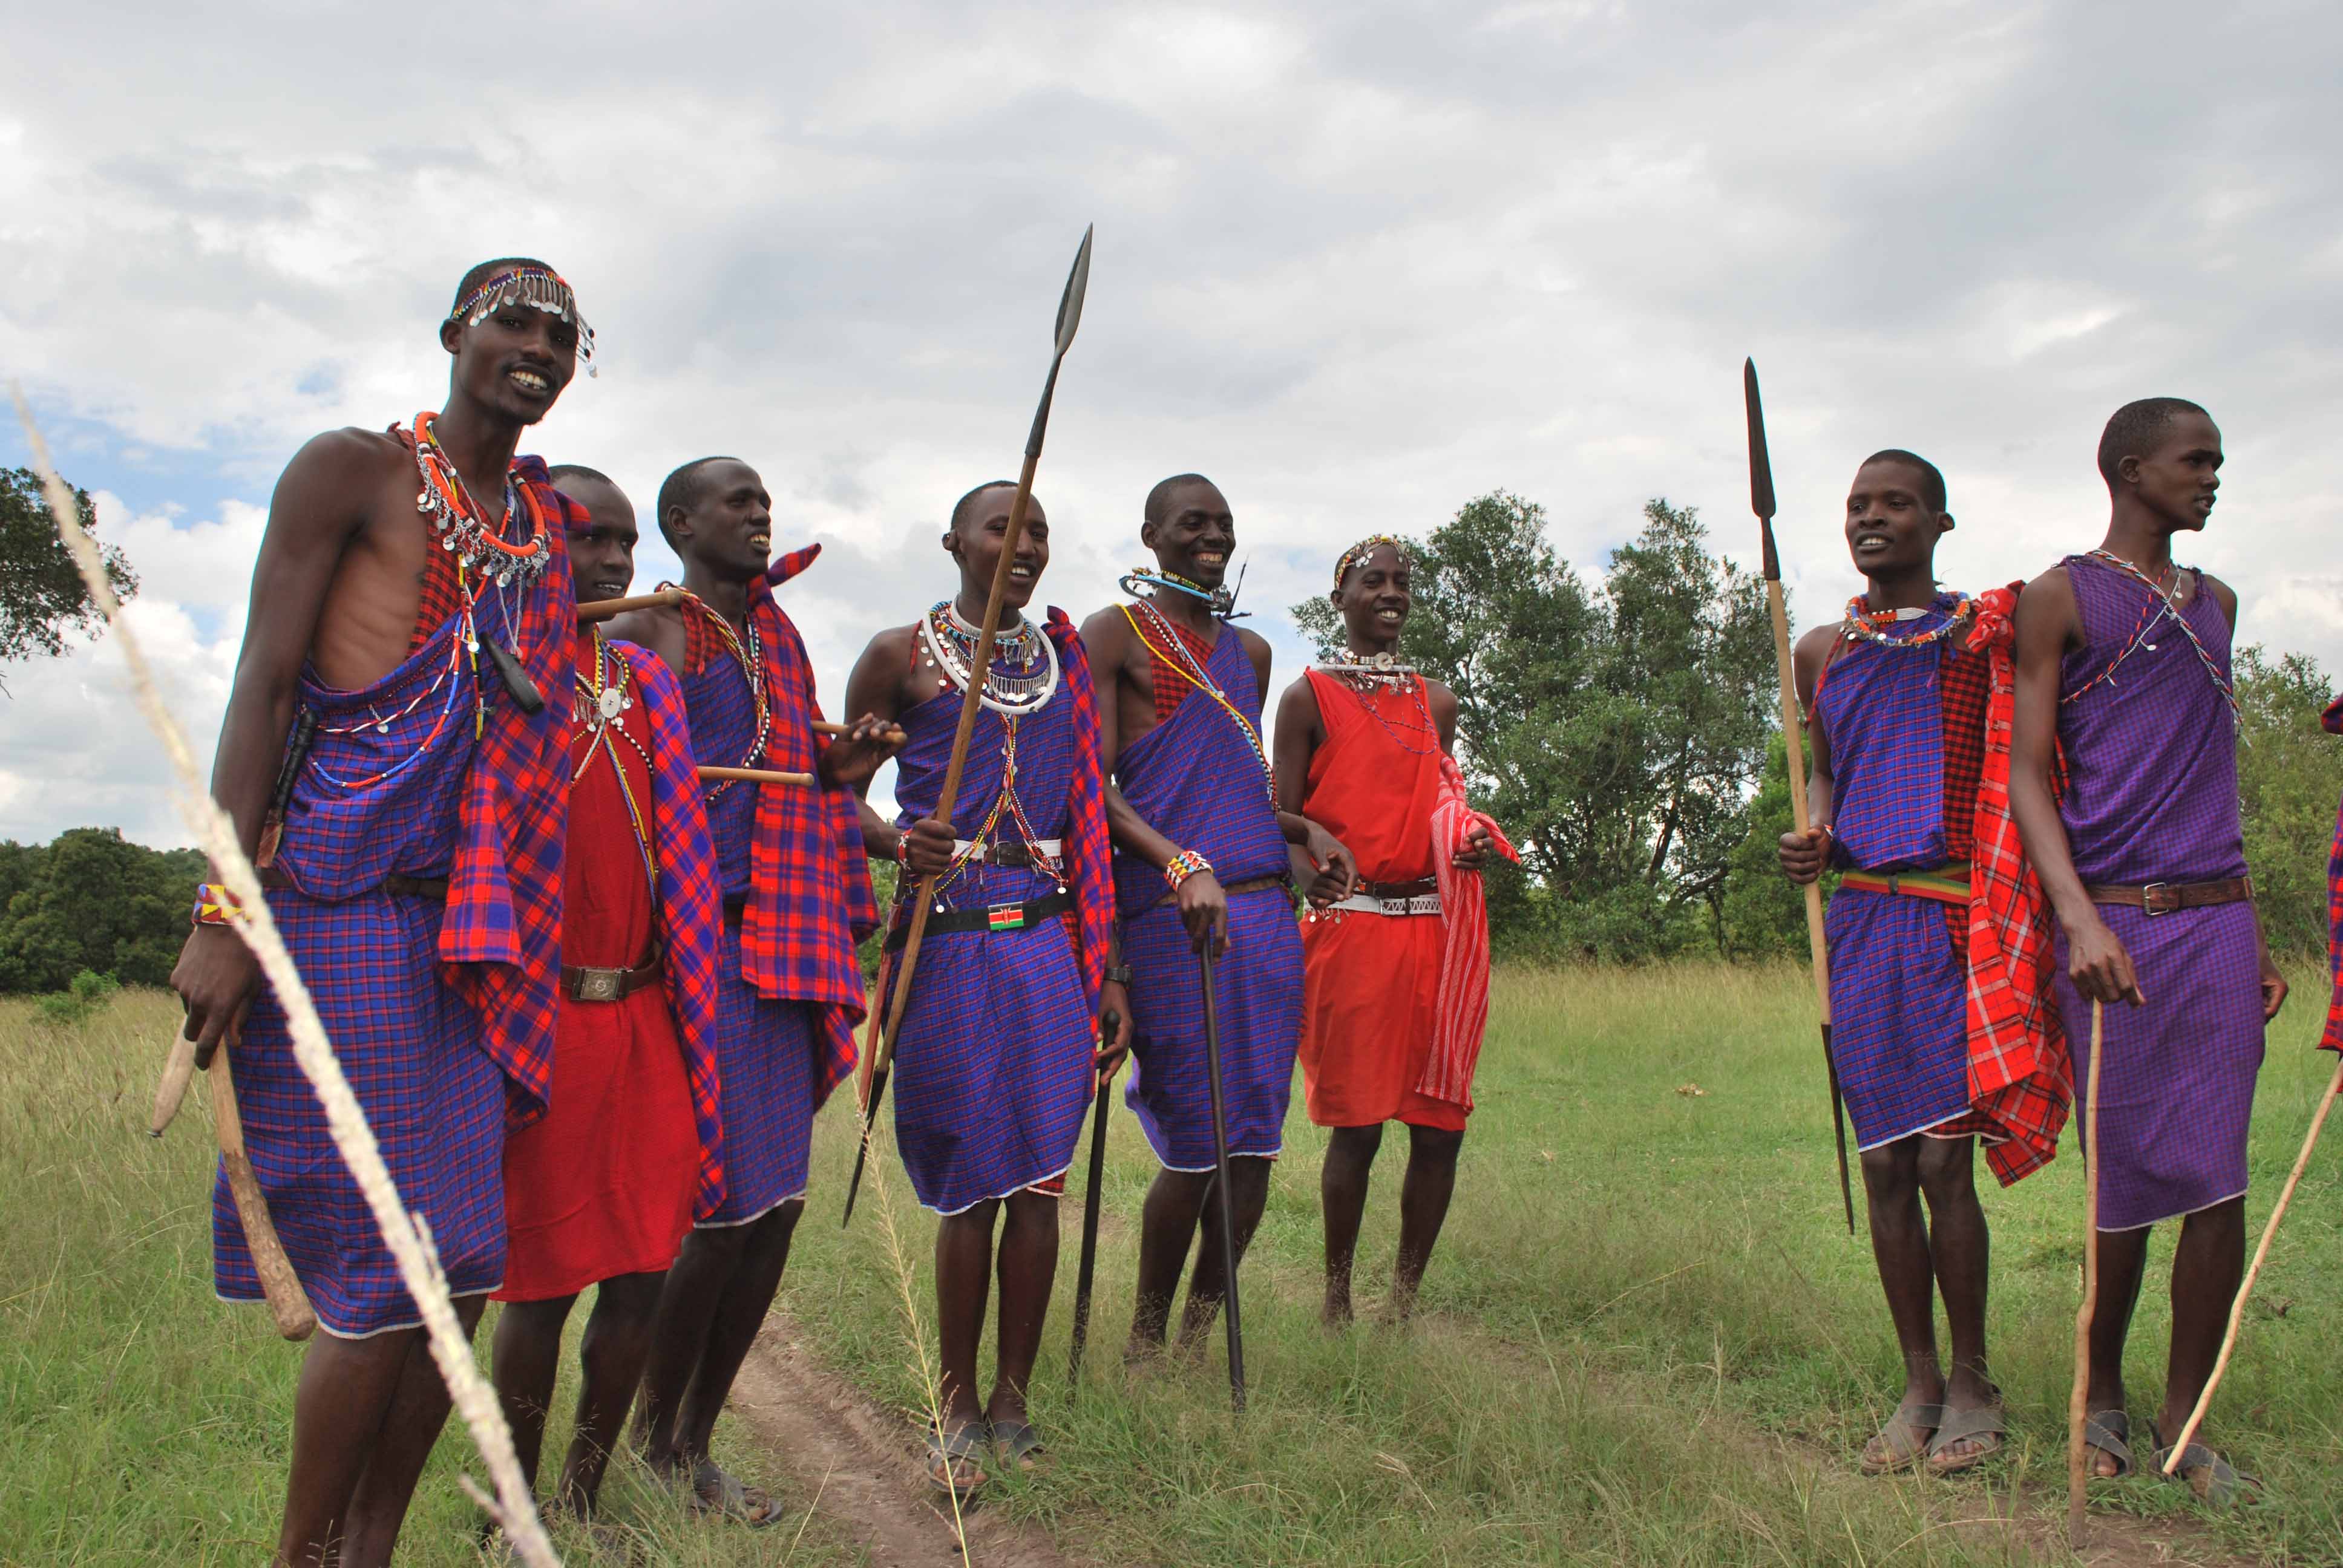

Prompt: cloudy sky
[{"left": 3, "top": 0, "right": 2337, "bottom": 847}]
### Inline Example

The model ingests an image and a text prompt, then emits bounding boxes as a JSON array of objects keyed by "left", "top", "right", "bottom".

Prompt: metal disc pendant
[{"left": 598, "top": 685, "right": 626, "bottom": 721}]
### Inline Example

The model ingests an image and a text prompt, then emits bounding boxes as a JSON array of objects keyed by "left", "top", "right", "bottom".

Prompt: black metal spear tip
[
  {"left": 1743, "top": 357, "right": 1781, "bottom": 583},
  {"left": 1025, "top": 224, "right": 1095, "bottom": 460}
]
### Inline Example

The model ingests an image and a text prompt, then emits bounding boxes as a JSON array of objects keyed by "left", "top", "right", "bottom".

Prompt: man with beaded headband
[
  {"left": 841, "top": 480, "right": 1123, "bottom": 1494},
  {"left": 1273, "top": 535, "right": 1513, "bottom": 1328},
  {"left": 2010, "top": 400, "right": 2288, "bottom": 1500},
  {"left": 606, "top": 457, "right": 901, "bottom": 1523},
  {"left": 1080, "top": 473, "right": 1353, "bottom": 1357},
  {"left": 487, "top": 467, "right": 726, "bottom": 1522},
  {"left": 1778, "top": 451, "right": 2071, "bottom": 1476},
  {"left": 169, "top": 258, "right": 587, "bottom": 1564}
]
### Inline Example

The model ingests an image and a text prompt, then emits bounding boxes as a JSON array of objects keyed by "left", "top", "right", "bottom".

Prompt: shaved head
[
  {"left": 2097, "top": 397, "right": 2211, "bottom": 490},
  {"left": 1858, "top": 449, "right": 1947, "bottom": 512},
  {"left": 1144, "top": 472, "right": 1219, "bottom": 528},
  {"left": 656, "top": 456, "right": 742, "bottom": 548},
  {"left": 949, "top": 479, "right": 1018, "bottom": 535}
]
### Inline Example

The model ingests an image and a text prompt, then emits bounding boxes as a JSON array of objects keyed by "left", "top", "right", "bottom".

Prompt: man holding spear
[
  {"left": 606, "top": 457, "right": 900, "bottom": 1523},
  {"left": 840, "top": 481, "right": 1122, "bottom": 1495},
  {"left": 168, "top": 258, "right": 586, "bottom": 1564},
  {"left": 1775, "top": 451, "right": 2068, "bottom": 1474},
  {"left": 488, "top": 466, "right": 727, "bottom": 1521},
  {"left": 1081, "top": 474, "right": 1351, "bottom": 1360},
  {"left": 2010, "top": 397, "right": 2287, "bottom": 1503}
]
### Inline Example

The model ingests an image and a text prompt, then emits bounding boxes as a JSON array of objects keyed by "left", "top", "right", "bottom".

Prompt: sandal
[
  {"left": 2147, "top": 1420, "right": 2257, "bottom": 1508},
  {"left": 926, "top": 1420, "right": 990, "bottom": 1499},
  {"left": 1925, "top": 1402, "right": 2006, "bottom": 1475},
  {"left": 684, "top": 1457, "right": 785, "bottom": 1527},
  {"left": 2083, "top": 1410, "right": 2134, "bottom": 1479},
  {"left": 991, "top": 1418, "right": 1046, "bottom": 1472},
  {"left": 1859, "top": 1402, "right": 1942, "bottom": 1474}
]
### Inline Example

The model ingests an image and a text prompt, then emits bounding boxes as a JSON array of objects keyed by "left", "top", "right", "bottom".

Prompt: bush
[{"left": 34, "top": 968, "right": 121, "bottom": 1028}]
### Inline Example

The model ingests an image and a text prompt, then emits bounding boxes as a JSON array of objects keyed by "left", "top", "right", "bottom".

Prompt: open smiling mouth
[{"left": 508, "top": 368, "right": 551, "bottom": 395}]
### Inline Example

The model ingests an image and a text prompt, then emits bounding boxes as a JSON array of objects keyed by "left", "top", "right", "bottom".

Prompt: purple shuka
[
  {"left": 2052, "top": 554, "right": 2263, "bottom": 1232},
  {"left": 882, "top": 664, "right": 1095, "bottom": 1214},
  {"left": 1114, "top": 620, "right": 1303, "bottom": 1169},
  {"left": 683, "top": 638, "right": 819, "bottom": 1224},
  {"left": 1814, "top": 597, "right": 1973, "bottom": 1150}
]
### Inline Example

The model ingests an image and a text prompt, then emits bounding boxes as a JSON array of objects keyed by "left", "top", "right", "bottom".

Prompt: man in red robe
[
  {"left": 488, "top": 467, "right": 726, "bottom": 1519},
  {"left": 1272, "top": 536, "right": 1509, "bottom": 1325}
]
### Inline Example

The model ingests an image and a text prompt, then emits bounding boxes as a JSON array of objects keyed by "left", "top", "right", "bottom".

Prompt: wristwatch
[{"left": 1104, "top": 963, "right": 1135, "bottom": 987}]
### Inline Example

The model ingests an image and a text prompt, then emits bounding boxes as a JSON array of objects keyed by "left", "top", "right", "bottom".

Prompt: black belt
[
  {"left": 886, "top": 890, "right": 1074, "bottom": 949},
  {"left": 258, "top": 868, "right": 448, "bottom": 901},
  {"left": 1356, "top": 876, "right": 1438, "bottom": 901},
  {"left": 561, "top": 946, "right": 663, "bottom": 1002}
]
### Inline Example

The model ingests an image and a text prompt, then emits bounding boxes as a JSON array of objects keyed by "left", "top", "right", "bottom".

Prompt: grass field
[{"left": 4, "top": 964, "right": 2338, "bottom": 1566}]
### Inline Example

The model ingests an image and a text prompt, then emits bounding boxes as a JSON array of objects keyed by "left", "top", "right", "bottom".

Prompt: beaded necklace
[
  {"left": 693, "top": 601, "right": 772, "bottom": 802},
  {"left": 1122, "top": 599, "right": 1275, "bottom": 801},
  {"left": 572, "top": 632, "right": 658, "bottom": 895},
  {"left": 1118, "top": 564, "right": 1245, "bottom": 618},
  {"left": 2062, "top": 550, "right": 2240, "bottom": 718},
  {"left": 412, "top": 412, "right": 553, "bottom": 587},
  {"left": 918, "top": 600, "right": 1060, "bottom": 716},
  {"left": 1838, "top": 592, "right": 1973, "bottom": 647},
  {"left": 1334, "top": 667, "right": 1441, "bottom": 757}
]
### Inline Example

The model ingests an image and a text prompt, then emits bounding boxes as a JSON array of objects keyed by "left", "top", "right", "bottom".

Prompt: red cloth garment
[
  {"left": 497, "top": 645, "right": 699, "bottom": 1301},
  {"left": 1424, "top": 753, "right": 1518, "bottom": 1110},
  {"left": 2321, "top": 693, "right": 2342, "bottom": 1055},
  {"left": 1961, "top": 581, "right": 2074, "bottom": 1183}
]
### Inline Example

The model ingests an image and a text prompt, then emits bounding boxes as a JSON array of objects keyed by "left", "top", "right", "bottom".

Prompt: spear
[
  {"left": 842, "top": 224, "right": 1095, "bottom": 1226},
  {"left": 1744, "top": 358, "right": 1855, "bottom": 1235},
  {"left": 1067, "top": 1008, "right": 1123, "bottom": 1384}
]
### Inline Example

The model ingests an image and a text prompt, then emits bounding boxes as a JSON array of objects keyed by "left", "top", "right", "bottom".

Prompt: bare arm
[
  {"left": 169, "top": 429, "right": 385, "bottom": 1061},
  {"left": 1778, "top": 626, "right": 1840, "bottom": 884},
  {"left": 841, "top": 626, "right": 917, "bottom": 866}
]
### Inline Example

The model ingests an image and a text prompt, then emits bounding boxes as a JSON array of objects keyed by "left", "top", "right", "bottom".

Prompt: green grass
[{"left": 4, "top": 966, "right": 2337, "bottom": 1565}]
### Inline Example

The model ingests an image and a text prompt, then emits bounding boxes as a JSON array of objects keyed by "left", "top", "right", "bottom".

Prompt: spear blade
[
  {"left": 1743, "top": 357, "right": 1777, "bottom": 524},
  {"left": 1054, "top": 224, "right": 1095, "bottom": 358}
]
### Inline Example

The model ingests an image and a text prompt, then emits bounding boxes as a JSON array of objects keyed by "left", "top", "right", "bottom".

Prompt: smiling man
[
  {"left": 841, "top": 481, "right": 1121, "bottom": 1495},
  {"left": 168, "top": 258, "right": 585, "bottom": 1565},
  {"left": 2010, "top": 400, "right": 2287, "bottom": 1501},
  {"left": 1081, "top": 473, "right": 1349, "bottom": 1359},
  {"left": 606, "top": 457, "right": 901, "bottom": 1524},
  {"left": 487, "top": 467, "right": 726, "bottom": 1522},
  {"left": 1273, "top": 536, "right": 1510, "bottom": 1330}
]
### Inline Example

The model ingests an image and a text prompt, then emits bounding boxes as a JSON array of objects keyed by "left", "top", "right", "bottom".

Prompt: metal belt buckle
[
  {"left": 575, "top": 967, "right": 621, "bottom": 1002},
  {"left": 986, "top": 901, "right": 1028, "bottom": 933},
  {"left": 2140, "top": 880, "right": 2174, "bottom": 916}
]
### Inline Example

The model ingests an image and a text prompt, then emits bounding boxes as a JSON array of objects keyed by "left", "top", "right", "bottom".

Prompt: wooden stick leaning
[
  {"left": 1067, "top": 1008, "right": 1122, "bottom": 1384},
  {"left": 1743, "top": 359, "right": 1856, "bottom": 1235},
  {"left": 697, "top": 765, "right": 813, "bottom": 786},
  {"left": 210, "top": 1047, "right": 318, "bottom": 1339},
  {"left": 2161, "top": 1052, "right": 2343, "bottom": 1470},
  {"left": 841, "top": 223, "right": 1095, "bottom": 1227},
  {"left": 151, "top": 1031, "right": 198, "bottom": 1135},
  {"left": 2067, "top": 999, "right": 2105, "bottom": 1547},
  {"left": 12, "top": 386, "right": 565, "bottom": 1568}
]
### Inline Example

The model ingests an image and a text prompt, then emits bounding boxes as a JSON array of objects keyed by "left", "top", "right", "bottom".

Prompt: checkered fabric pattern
[
  {"left": 1147, "top": 613, "right": 1214, "bottom": 722},
  {"left": 616, "top": 640, "right": 729, "bottom": 1218},
  {"left": 2323, "top": 694, "right": 2343, "bottom": 1056},
  {"left": 1044, "top": 610, "right": 1115, "bottom": 1000},
  {"left": 1812, "top": 594, "right": 1960, "bottom": 874},
  {"left": 1959, "top": 583, "right": 2072, "bottom": 1184},
  {"left": 701, "top": 927, "right": 820, "bottom": 1225}
]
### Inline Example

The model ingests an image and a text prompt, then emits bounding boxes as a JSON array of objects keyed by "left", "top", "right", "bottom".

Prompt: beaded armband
[
  {"left": 191, "top": 883, "right": 247, "bottom": 928},
  {"left": 1164, "top": 849, "right": 1214, "bottom": 891}
]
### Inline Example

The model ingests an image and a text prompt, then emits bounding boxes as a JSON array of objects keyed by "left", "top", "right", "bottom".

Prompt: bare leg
[
  {"left": 986, "top": 1191, "right": 1060, "bottom": 1429},
  {"left": 635, "top": 1221, "right": 750, "bottom": 1472},
  {"left": 1176, "top": 1155, "right": 1272, "bottom": 1350},
  {"left": 272, "top": 1330, "right": 420, "bottom": 1566},
  {"left": 2155, "top": 1197, "right": 2246, "bottom": 1445},
  {"left": 557, "top": 1272, "right": 668, "bottom": 1514},
  {"left": 1915, "top": 1136, "right": 1994, "bottom": 1458},
  {"left": 934, "top": 1201, "right": 1000, "bottom": 1431},
  {"left": 338, "top": 1294, "right": 490, "bottom": 1568},
  {"left": 1856, "top": 1138, "right": 1944, "bottom": 1463},
  {"left": 1388, "top": 1125, "right": 1464, "bottom": 1321},
  {"left": 670, "top": 1200, "right": 803, "bottom": 1463},
  {"left": 491, "top": 1294, "right": 581, "bottom": 1494},
  {"left": 1319, "top": 1124, "right": 1383, "bottom": 1326},
  {"left": 1126, "top": 1168, "right": 1210, "bottom": 1355},
  {"left": 2084, "top": 1222, "right": 2153, "bottom": 1476}
]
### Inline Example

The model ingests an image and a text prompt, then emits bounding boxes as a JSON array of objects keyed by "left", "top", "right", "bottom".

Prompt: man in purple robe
[{"left": 2010, "top": 397, "right": 2288, "bottom": 1503}]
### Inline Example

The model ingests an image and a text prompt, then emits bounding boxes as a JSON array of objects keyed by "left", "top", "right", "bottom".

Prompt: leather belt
[
  {"left": 886, "top": 890, "right": 1073, "bottom": 949},
  {"left": 2086, "top": 875, "right": 2255, "bottom": 916},
  {"left": 1327, "top": 888, "right": 1443, "bottom": 917},
  {"left": 952, "top": 838, "right": 1062, "bottom": 867},
  {"left": 1147, "top": 872, "right": 1294, "bottom": 913},
  {"left": 561, "top": 947, "right": 663, "bottom": 1002},
  {"left": 257, "top": 868, "right": 449, "bottom": 901}
]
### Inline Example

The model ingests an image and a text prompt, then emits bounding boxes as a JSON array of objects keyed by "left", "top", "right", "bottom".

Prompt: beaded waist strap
[{"left": 1838, "top": 862, "right": 1971, "bottom": 906}]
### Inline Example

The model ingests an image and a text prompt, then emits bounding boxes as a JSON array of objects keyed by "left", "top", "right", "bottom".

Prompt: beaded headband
[
  {"left": 448, "top": 265, "right": 597, "bottom": 376},
  {"left": 1333, "top": 534, "right": 1408, "bottom": 590}
]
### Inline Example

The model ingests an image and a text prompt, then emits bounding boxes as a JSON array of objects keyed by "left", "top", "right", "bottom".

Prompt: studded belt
[{"left": 560, "top": 946, "right": 663, "bottom": 1002}]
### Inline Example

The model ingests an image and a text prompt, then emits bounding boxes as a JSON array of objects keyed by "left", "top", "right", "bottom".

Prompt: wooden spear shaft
[
  {"left": 2160, "top": 1053, "right": 2343, "bottom": 1469},
  {"left": 2067, "top": 999, "right": 2105, "bottom": 1547}
]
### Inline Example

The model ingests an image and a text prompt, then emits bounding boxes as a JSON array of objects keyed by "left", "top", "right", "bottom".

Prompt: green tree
[
  {"left": 2234, "top": 646, "right": 2342, "bottom": 959},
  {"left": 0, "top": 468, "right": 137, "bottom": 676},
  {"left": 0, "top": 828, "right": 198, "bottom": 991}
]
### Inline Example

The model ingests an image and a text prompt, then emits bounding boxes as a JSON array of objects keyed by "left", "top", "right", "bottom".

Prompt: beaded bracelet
[
  {"left": 1163, "top": 849, "right": 1214, "bottom": 891},
  {"left": 191, "top": 882, "right": 247, "bottom": 928}
]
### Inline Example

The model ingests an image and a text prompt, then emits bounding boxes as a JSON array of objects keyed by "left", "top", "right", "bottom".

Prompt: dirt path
[{"left": 727, "top": 1318, "right": 1081, "bottom": 1568}]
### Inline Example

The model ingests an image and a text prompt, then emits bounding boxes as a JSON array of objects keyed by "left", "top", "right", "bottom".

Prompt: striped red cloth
[
  {"left": 1960, "top": 581, "right": 2073, "bottom": 1183},
  {"left": 1418, "top": 754, "right": 1518, "bottom": 1108},
  {"left": 2322, "top": 694, "right": 2343, "bottom": 1056},
  {"left": 1043, "top": 610, "right": 1116, "bottom": 1001}
]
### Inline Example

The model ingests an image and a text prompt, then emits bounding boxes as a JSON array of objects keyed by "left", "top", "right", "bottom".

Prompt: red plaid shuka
[
  {"left": 1042, "top": 610, "right": 1115, "bottom": 1001},
  {"left": 682, "top": 544, "right": 877, "bottom": 1103},
  {"left": 614, "top": 639, "right": 729, "bottom": 1217},
  {"left": 1958, "top": 581, "right": 2073, "bottom": 1182},
  {"left": 423, "top": 449, "right": 577, "bottom": 1123},
  {"left": 2321, "top": 694, "right": 2343, "bottom": 1056}
]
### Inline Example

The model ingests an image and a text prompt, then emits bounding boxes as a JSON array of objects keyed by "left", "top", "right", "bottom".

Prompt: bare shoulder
[
  {"left": 1792, "top": 622, "right": 1841, "bottom": 663},
  {"left": 2014, "top": 563, "right": 2080, "bottom": 653},
  {"left": 269, "top": 426, "right": 405, "bottom": 517},
  {"left": 605, "top": 601, "right": 687, "bottom": 671},
  {"left": 2194, "top": 570, "right": 2239, "bottom": 627},
  {"left": 1421, "top": 676, "right": 1460, "bottom": 725},
  {"left": 1080, "top": 603, "right": 1137, "bottom": 664},
  {"left": 1233, "top": 625, "right": 1274, "bottom": 661},
  {"left": 1276, "top": 666, "right": 1325, "bottom": 720}
]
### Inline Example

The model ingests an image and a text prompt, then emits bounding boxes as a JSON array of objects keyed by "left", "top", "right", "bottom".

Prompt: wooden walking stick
[
  {"left": 696, "top": 765, "right": 813, "bottom": 787},
  {"left": 150, "top": 1031, "right": 199, "bottom": 1137},
  {"left": 211, "top": 1047, "right": 318, "bottom": 1341},
  {"left": 576, "top": 586, "right": 684, "bottom": 624},
  {"left": 1196, "top": 946, "right": 1248, "bottom": 1413},
  {"left": 841, "top": 223, "right": 1095, "bottom": 1227},
  {"left": 1743, "top": 358, "right": 1855, "bottom": 1235},
  {"left": 2162, "top": 1051, "right": 2343, "bottom": 1469},
  {"left": 1067, "top": 1008, "right": 1123, "bottom": 1383},
  {"left": 2067, "top": 999, "right": 2105, "bottom": 1546}
]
